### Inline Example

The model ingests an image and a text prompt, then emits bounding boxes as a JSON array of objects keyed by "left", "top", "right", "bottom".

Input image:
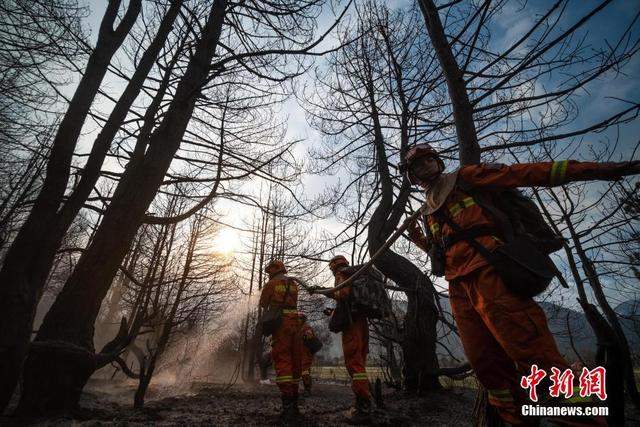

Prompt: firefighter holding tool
[
  {"left": 259, "top": 259, "right": 303, "bottom": 424},
  {"left": 309, "top": 255, "right": 372, "bottom": 425},
  {"left": 400, "top": 142, "right": 639, "bottom": 426}
]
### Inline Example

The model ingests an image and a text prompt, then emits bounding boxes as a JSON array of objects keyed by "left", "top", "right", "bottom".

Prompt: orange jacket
[
  {"left": 259, "top": 274, "right": 298, "bottom": 309},
  {"left": 412, "top": 161, "right": 623, "bottom": 280}
]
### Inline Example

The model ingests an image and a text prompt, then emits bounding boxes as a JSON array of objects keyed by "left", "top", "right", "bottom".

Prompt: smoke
[{"left": 148, "top": 293, "right": 260, "bottom": 393}]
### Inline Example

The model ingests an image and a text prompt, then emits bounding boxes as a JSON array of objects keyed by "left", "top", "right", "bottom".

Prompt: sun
[{"left": 212, "top": 228, "right": 240, "bottom": 255}]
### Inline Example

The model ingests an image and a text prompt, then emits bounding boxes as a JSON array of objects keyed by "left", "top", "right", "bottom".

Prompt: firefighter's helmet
[
  {"left": 329, "top": 255, "right": 349, "bottom": 272},
  {"left": 265, "top": 259, "right": 287, "bottom": 276},
  {"left": 399, "top": 143, "right": 445, "bottom": 184}
]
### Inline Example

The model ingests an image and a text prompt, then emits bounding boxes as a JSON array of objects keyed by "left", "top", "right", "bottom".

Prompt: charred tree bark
[
  {"left": 417, "top": 0, "right": 480, "bottom": 166},
  {"left": 363, "top": 50, "right": 440, "bottom": 393},
  {"left": 0, "top": 0, "right": 173, "bottom": 411},
  {"left": 15, "top": 2, "right": 227, "bottom": 416}
]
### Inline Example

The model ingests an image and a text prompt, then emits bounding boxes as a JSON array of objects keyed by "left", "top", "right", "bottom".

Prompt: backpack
[
  {"left": 328, "top": 300, "right": 352, "bottom": 333},
  {"left": 465, "top": 185, "right": 565, "bottom": 255},
  {"left": 261, "top": 278, "right": 293, "bottom": 336},
  {"left": 339, "top": 265, "right": 393, "bottom": 319},
  {"left": 447, "top": 179, "right": 566, "bottom": 298}
]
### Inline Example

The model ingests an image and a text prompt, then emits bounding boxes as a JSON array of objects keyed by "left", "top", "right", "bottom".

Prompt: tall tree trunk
[
  {"left": 15, "top": 2, "right": 227, "bottom": 416},
  {"left": 418, "top": 0, "right": 480, "bottom": 166},
  {"left": 134, "top": 219, "right": 196, "bottom": 408},
  {"left": 363, "top": 55, "right": 440, "bottom": 393},
  {"left": 565, "top": 215, "right": 640, "bottom": 408},
  {"left": 0, "top": 0, "right": 142, "bottom": 411}
]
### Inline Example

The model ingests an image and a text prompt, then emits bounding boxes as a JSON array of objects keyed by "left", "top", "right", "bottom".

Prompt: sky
[{"left": 73, "top": 0, "right": 640, "bottom": 305}]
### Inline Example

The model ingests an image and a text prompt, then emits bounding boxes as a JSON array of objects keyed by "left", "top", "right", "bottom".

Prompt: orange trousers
[
  {"left": 342, "top": 315, "right": 370, "bottom": 400},
  {"left": 301, "top": 347, "right": 313, "bottom": 389},
  {"left": 272, "top": 314, "right": 303, "bottom": 397},
  {"left": 451, "top": 265, "right": 604, "bottom": 426}
]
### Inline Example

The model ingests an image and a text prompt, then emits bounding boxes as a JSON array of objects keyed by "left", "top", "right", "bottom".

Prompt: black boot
[
  {"left": 279, "top": 396, "right": 299, "bottom": 425},
  {"left": 293, "top": 395, "right": 301, "bottom": 417},
  {"left": 344, "top": 396, "right": 372, "bottom": 425}
]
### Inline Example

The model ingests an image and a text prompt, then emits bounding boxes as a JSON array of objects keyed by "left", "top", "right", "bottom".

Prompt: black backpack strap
[
  {"left": 423, "top": 213, "right": 438, "bottom": 247},
  {"left": 455, "top": 176, "right": 515, "bottom": 242},
  {"left": 434, "top": 210, "right": 498, "bottom": 266},
  {"left": 441, "top": 225, "right": 500, "bottom": 251}
]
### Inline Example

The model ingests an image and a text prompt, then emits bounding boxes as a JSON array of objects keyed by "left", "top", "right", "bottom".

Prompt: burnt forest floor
[{"left": 2, "top": 380, "right": 477, "bottom": 426}]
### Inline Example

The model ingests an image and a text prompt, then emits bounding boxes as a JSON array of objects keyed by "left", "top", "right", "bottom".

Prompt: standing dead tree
[
  {"left": 8, "top": 0, "right": 348, "bottom": 416},
  {"left": 305, "top": 2, "right": 443, "bottom": 393},
  {"left": 129, "top": 212, "right": 234, "bottom": 408},
  {"left": 531, "top": 170, "right": 637, "bottom": 424},
  {"left": 418, "top": 0, "right": 640, "bottom": 165},
  {"left": 0, "top": 0, "right": 166, "bottom": 410}
]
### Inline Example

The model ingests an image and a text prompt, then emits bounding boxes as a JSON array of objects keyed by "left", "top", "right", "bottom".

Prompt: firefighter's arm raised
[{"left": 459, "top": 160, "right": 640, "bottom": 189}]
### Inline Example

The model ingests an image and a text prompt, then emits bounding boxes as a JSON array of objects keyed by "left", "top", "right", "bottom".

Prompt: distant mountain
[
  {"left": 414, "top": 297, "right": 640, "bottom": 365},
  {"left": 315, "top": 297, "right": 640, "bottom": 366},
  {"left": 615, "top": 299, "right": 640, "bottom": 351},
  {"left": 538, "top": 301, "right": 597, "bottom": 361}
]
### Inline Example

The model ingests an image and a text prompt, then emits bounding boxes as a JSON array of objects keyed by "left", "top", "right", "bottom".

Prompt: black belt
[{"left": 442, "top": 226, "right": 500, "bottom": 250}]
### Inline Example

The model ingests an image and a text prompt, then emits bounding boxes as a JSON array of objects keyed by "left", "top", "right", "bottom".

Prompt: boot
[
  {"left": 344, "top": 396, "right": 372, "bottom": 425},
  {"left": 293, "top": 395, "right": 301, "bottom": 417},
  {"left": 303, "top": 380, "right": 312, "bottom": 397},
  {"left": 279, "top": 396, "right": 298, "bottom": 425}
]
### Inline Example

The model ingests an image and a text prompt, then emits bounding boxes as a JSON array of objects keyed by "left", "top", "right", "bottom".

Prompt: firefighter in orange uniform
[
  {"left": 259, "top": 260, "right": 303, "bottom": 423},
  {"left": 299, "top": 314, "right": 316, "bottom": 396},
  {"left": 313, "top": 255, "right": 371, "bottom": 424},
  {"left": 402, "top": 143, "right": 639, "bottom": 426}
]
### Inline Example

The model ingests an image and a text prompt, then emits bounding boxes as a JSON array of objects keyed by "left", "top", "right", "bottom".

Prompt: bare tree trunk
[
  {"left": 134, "top": 219, "right": 197, "bottom": 408},
  {"left": 0, "top": 0, "right": 143, "bottom": 410},
  {"left": 534, "top": 187, "right": 632, "bottom": 420},
  {"left": 363, "top": 57, "right": 440, "bottom": 393},
  {"left": 15, "top": 2, "right": 227, "bottom": 416},
  {"left": 417, "top": 0, "right": 480, "bottom": 166},
  {"left": 564, "top": 215, "right": 640, "bottom": 408}
]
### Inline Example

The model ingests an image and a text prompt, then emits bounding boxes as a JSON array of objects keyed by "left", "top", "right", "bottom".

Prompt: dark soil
[{"left": 1, "top": 381, "right": 476, "bottom": 426}]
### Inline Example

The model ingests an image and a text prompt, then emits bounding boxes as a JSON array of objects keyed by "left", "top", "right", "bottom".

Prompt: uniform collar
[{"left": 423, "top": 169, "right": 460, "bottom": 215}]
